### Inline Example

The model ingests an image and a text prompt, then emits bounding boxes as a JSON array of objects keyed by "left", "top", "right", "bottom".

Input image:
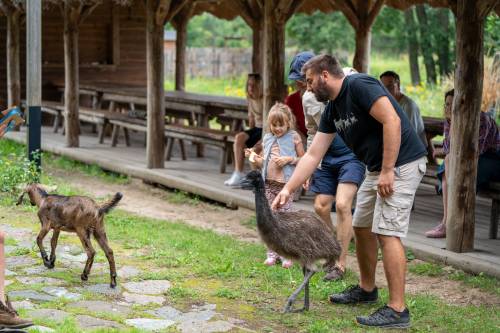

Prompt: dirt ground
[{"left": 49, "top": 167, "right": 499, "bottom": 308}]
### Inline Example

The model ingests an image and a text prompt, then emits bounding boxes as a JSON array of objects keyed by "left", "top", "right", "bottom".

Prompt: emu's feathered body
[{"left": 242, "top": 170, "right": 341, "bottom": 312}]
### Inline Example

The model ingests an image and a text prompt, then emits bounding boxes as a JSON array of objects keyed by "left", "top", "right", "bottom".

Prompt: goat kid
[{"left": 17, "top": 184, "right": 122, "bottom": 288}]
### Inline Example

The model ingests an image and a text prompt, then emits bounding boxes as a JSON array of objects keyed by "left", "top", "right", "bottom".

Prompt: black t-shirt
[{"left": 318, "top": 74, "right": 427, "bottom": 171}]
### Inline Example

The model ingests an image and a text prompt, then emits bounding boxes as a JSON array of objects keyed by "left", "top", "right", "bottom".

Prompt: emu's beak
[{"left": 239, "top": 176, "right": 254, "bottom": 190}]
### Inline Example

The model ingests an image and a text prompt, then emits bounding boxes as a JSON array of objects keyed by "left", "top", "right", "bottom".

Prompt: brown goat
[{"left": 16, "top": 184, "right": 122, "bottom": 288}]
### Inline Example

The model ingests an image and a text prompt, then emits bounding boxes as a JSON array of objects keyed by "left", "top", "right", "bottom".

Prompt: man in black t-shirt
[{"left": 272, "top": 55, "right": 427, "bottom": 329}]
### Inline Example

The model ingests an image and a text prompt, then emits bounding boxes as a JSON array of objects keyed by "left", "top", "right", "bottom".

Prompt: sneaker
[
  {"left": 281, "top": 258, "right": 293, "bottom": 269},
  {"left": 264, "top": 251, "right": 279, "bottom": 266},
  {"left": 323, "top": 265, "right": 345, "bottom": 281},
  {"left": 224, "top": 172, "right": 244, "bottom": 186},
  {"left": 356, "top": 305, "right": 410, "bottom": 329},
  {"left": 329, "top": 285, "right": 378, "bottom": 304},
  {"left": 425, "top": 223, "right": 446, "bottom": 238},
  {"left": 0, "top": 301, "right": 33, "bottom": 329}
]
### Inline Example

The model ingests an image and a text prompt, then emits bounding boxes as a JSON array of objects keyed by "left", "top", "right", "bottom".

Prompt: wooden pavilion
[{"left": 0, "top": 0, "right": 499, "bottom": 255}]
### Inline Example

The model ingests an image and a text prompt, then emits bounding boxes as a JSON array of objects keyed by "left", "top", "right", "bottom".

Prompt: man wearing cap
[
  {"left": 293, "top": 52, "right": 365, "bottom": 281},
  {"left": 285, "top": 52, "right": 310, "bottom": 142}
]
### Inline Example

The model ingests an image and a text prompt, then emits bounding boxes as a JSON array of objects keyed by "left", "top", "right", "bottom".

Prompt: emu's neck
[{"left": 254, "top": 185, "right": 275, "bottom": 232}]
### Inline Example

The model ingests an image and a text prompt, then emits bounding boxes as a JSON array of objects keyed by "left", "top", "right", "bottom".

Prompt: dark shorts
[
  {"left": 310, "top": 158, "right": 365, "bottom": 196},
  {"left": 244, "top": 127, "right": 262, "bottom": 148}
]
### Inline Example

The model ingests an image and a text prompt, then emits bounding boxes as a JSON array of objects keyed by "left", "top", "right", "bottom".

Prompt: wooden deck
[{"left": 6, "top": 126, "right": 500, "bottom": 278}]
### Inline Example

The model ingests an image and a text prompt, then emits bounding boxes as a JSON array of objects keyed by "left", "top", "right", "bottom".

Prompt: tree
[
  {"left": 416, "top": 4, "right": 437, "bottom": 84},
  {"left": 404, "top": 7, "right": 421, "bottom": 85}
]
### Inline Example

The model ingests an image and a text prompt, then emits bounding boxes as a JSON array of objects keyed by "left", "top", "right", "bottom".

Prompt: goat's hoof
[
  {"left": 81, "top": 274, "right": 88, "bottom": 281},
  {"left": 110, "top": 277, "right": 117, "bottom": 289},
  {"left": 43, "top": 260, "right": 53, "bottom": 269}
]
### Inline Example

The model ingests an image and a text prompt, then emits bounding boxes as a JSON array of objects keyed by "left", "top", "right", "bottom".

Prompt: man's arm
[
  {"left": 369, "top": 96, "right": 401, "bottom": 197},
  {"left": 271, "top": 132, "right": 334, "bottom": 210}
]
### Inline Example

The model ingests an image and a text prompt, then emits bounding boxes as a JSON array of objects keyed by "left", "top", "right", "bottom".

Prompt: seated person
[
  {"left": 285, "top": 51, "right": 310, "bottom": 143},
  {"left": 380, "top": 71, "right": 428, "bottom": 149},
  {"left": 425, "top": 89, "right": 500, "bottom": 238},
  {"left": 225, "top": 73, "right": 263, "bottom": 186}
]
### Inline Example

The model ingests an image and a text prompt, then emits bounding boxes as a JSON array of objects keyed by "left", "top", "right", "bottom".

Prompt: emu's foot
[
  {"left": 110, "top": 276, "right": 117, "bottom": 289},
  {"left": 81, "top": 273, "right": 88, "bottom": 281},
  {"left": 282, "top": 304, "right": 308, "bottom": 313}
]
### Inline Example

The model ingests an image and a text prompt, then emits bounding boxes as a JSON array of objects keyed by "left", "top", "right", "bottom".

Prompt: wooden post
[
  {"left": 446, "top": 0, "right": 497, "bottom": 253},
  {"left": 173, "top": 5, "right": 193, "bottom": 91},
  {"left": 0, "top": 1, "right": 23, "bottom": 111},
  {"left": 262, "top": 0, "right": 304, "bottom": 123},
  {"left": 333, "top": 0, "right": 384, "bottom": 73},
  {"left": 251, "top": 18, "right": 263, "bottom": 74},
  {"left": 62, "top": 1, "right": 99, "bottom": 148},
  {"left": 26, "top": 0, "right": 41, "bottom": 171},
  {"left": 64, "top": 4, "right": 80, "bottom": 147},
  {"left": 145, "top": 0, "right": 189, "bottom": 168}
]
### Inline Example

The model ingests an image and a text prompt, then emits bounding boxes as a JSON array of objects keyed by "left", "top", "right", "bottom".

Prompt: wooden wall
[{"left": 0, "top": 2, "right": 148, "bottom": 109}]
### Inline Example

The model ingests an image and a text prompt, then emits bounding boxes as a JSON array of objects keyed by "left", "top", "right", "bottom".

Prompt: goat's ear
[{"left": 16, "top": 192, "right": 25, "bottom": 206}]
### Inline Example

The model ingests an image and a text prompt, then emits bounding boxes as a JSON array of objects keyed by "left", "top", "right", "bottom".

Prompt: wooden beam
[
  {"left": 233, "top": 0, "right": 257, "bottom": 28},
  {"left": 7, "top": 9, "right": 21, "bottom": 109},
  {"left": 173, "top": 4, "right": 193, "bottom": 91},
  {"left": 165, "top": 0, "right": 190, "bottom": 22},
  {"left": 111, "top": 4, "right": 120, "bottom": 65},
  {"left": 252, "top": 17, "right": 263, "bottom": 73},
  {"left": 333, "top": 0, "right": 359, "bottom": 29},
  {"left": 446, "top": 0, "right": 496, "bottom": 252},
  {"left": 366, "top": 0, "right": 385, "bottom": 28},
  {"left": 155, "top": 0, "right": 172, "bottom": 25}
]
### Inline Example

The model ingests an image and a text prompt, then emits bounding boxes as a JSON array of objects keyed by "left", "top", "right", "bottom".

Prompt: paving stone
[
  {"left": 5, "top": 280, "right": 13, "bottom": 287},
  {"left": 148, "top": 306, "right": 182, "bottom": 321},
  {"left": 76, "top": 315, "right": 124, "bottom": 329},
  {"left": 123, "top": 280, "right": 171, "bottom": 295},
  {"left": 180, "top": 309, "right": 216, "bottom": 323},
  {"left": 84, "top": 283, "right": 122, "bottom": 296},
  {"left": 57, "top": 245, "right": 84, "bottom": 256},
  {"left": 17, "top": 276, "right": 65, "bottom": 286},
  {"left": 5, "top": 269, "right": 17, "bottom": 276},
  {"left": 58, "top": 252, "right": 87, "bottom": 263},
  {"left": 41, "top": 287, "right": 82, "bottom": 301},
  {"left": 28, "top": 325, "right": 55, "bottom": 333},
  {"left": 125, "top": 318, "right": 175, "bottom": 331},
  {"left": 12, "top": 300, "right": 36, "bottom": 310},
  {"left": 6, "top": 255, "right": 37, "bottom": 268},
  {"left": 117, "top": 265, "right": 141, "bottom": 279},
  {"left": 68, "top": 300, "right": 132, "bottom": 316},
  {"left": 178, "top": 320, "right": 234, "bottom": 333},
  {"left": 123, "top": 292, "right": 164, "bottom": 305},
  {"left": 8, "top": 290, "right": 56, "bottom": 302},
  {"left": 29, "top": 309, "right": 70, "bottom": 323},
  {"left": 192, "top": 303, "right": 217, "bottom": 311},
  {"left": 0, "top": 225, "right": 33, "bottom": 239},
  {"left": 23, "top": 266, "right": 64, "bottom": 275}
]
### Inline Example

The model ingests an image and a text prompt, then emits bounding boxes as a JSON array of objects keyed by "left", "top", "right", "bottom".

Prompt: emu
[
  {"left": 240, "top": 170, "right": 341, "bottom": 312},
  {"left": 17, "top": 184, "right": 122, "bottom": 288}
]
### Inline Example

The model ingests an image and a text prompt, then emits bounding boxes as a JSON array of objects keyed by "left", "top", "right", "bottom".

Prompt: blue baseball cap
[{"left": 288, "top": 51, "right": 315, "bottom": 81}]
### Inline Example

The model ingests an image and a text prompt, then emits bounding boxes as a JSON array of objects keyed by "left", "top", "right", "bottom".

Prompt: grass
[{"left": 1, "top": 141, "right": 499, "bottom": 332}]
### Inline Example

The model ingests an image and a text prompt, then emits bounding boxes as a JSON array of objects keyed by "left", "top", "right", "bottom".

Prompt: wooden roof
[{"left": 192, "top": 0, "right": 454, "bottom": 21}]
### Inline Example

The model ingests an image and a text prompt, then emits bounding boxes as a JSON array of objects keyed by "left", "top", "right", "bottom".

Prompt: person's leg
[
  {"left": 233, "top": 131, "right": 249, "bottom": 173},
  {"left": 426, "top": 160, "right": 447, "bottom": 237},
  {"left": 377, "top": 235, "right": 406, "bottom": 311},
  {"left": 355, "top": 226, "right": 378, "bottom": 291},
  {"left": 334, "top": 183, "right": 358, "bottom": 272},
  {"left": 313, "top": 194, "right": 335, "bottom": 233}
]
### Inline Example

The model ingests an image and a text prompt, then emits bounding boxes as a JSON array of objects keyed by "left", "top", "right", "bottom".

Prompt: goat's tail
[{"left": 99, "top": 192, "right": 123, "bottom": 215}]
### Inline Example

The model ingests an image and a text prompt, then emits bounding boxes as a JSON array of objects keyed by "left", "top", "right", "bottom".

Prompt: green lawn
[{"left": 1, "top": 139, "right": 500, "bottom": 332}]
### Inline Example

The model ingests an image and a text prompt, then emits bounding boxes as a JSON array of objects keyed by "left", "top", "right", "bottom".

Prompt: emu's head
[
  {"left": 240, "top": 170, "right": 264, "bottom": 191},
  {"left": 16, "top": 184, "right": 47, "bottom": 207}
]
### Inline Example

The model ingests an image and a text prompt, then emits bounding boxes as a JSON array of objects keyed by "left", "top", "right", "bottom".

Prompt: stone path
[{"left": 2, "top": 224, "right": 252, "bottom": 332}]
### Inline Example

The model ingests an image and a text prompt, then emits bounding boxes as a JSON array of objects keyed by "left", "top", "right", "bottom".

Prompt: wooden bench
[
  {"left": 164, "top": 124, "right": 236, "bottom": 173},
  {"left": 478, "top": 182, "right": 500, "bottom": 239}
]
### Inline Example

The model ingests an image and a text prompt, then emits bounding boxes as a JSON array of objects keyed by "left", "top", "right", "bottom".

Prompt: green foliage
[
  {"left": 485, "top": 14, "right": 500, "bottom": 56},
  {"left": 183, "top": 14, "right": 251, "bottom": 48},
  {"left": 0, "top": 140, "right": 39, "bottom": 193},
  {"left": 410, "top": 262, "right": 444, "bottom": 277}
]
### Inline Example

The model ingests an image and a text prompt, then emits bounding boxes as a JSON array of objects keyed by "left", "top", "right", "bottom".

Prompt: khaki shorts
[{"left": 353, "top": 157, "right": 426, "bottom": 237}]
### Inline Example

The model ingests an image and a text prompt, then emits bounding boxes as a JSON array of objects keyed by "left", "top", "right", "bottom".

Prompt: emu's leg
[
  {"left": 94, "top": 229, "right": 117, "bottom": 288},
  {"left": 36, "top": 217, "right": 52, "bottom": 268},
  {"left": 283, "top": 267, "right": 315, "bottom": 313},
  {"left": 48, "top": 230, "right": 60, "bottom": 269},
  {"left": 76, "top": 230, "right": 96, "bottom": 282}
]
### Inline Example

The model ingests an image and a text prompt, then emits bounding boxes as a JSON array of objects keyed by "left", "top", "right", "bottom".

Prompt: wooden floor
[{"left": 6, "top": 126, "right": 500, "bottom": 278}]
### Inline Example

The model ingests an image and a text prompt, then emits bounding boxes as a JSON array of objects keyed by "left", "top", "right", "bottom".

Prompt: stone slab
[
  {"left": 41, "top": 287, "right": 82, "bottom": 301},
  {"left": 125, "top": 318, "right": 175, "bottom": 331},
  {"left": 123, "top": 292, "right": 164, "bottom": 305},
  {"left": 123, "top": 280, "right": 171, "bottom": 295},
  {"left": 8, "top": 290, "right": 56, "bottom": 302},
  {"left": 68, "top": 300, "right": 132, "bottom": 316},
  {"left": 29, "top": 309, "right": 70, "bottom": 323},
  {"left": 76, "top": 315, "right": 124, "bottom": 329}
]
